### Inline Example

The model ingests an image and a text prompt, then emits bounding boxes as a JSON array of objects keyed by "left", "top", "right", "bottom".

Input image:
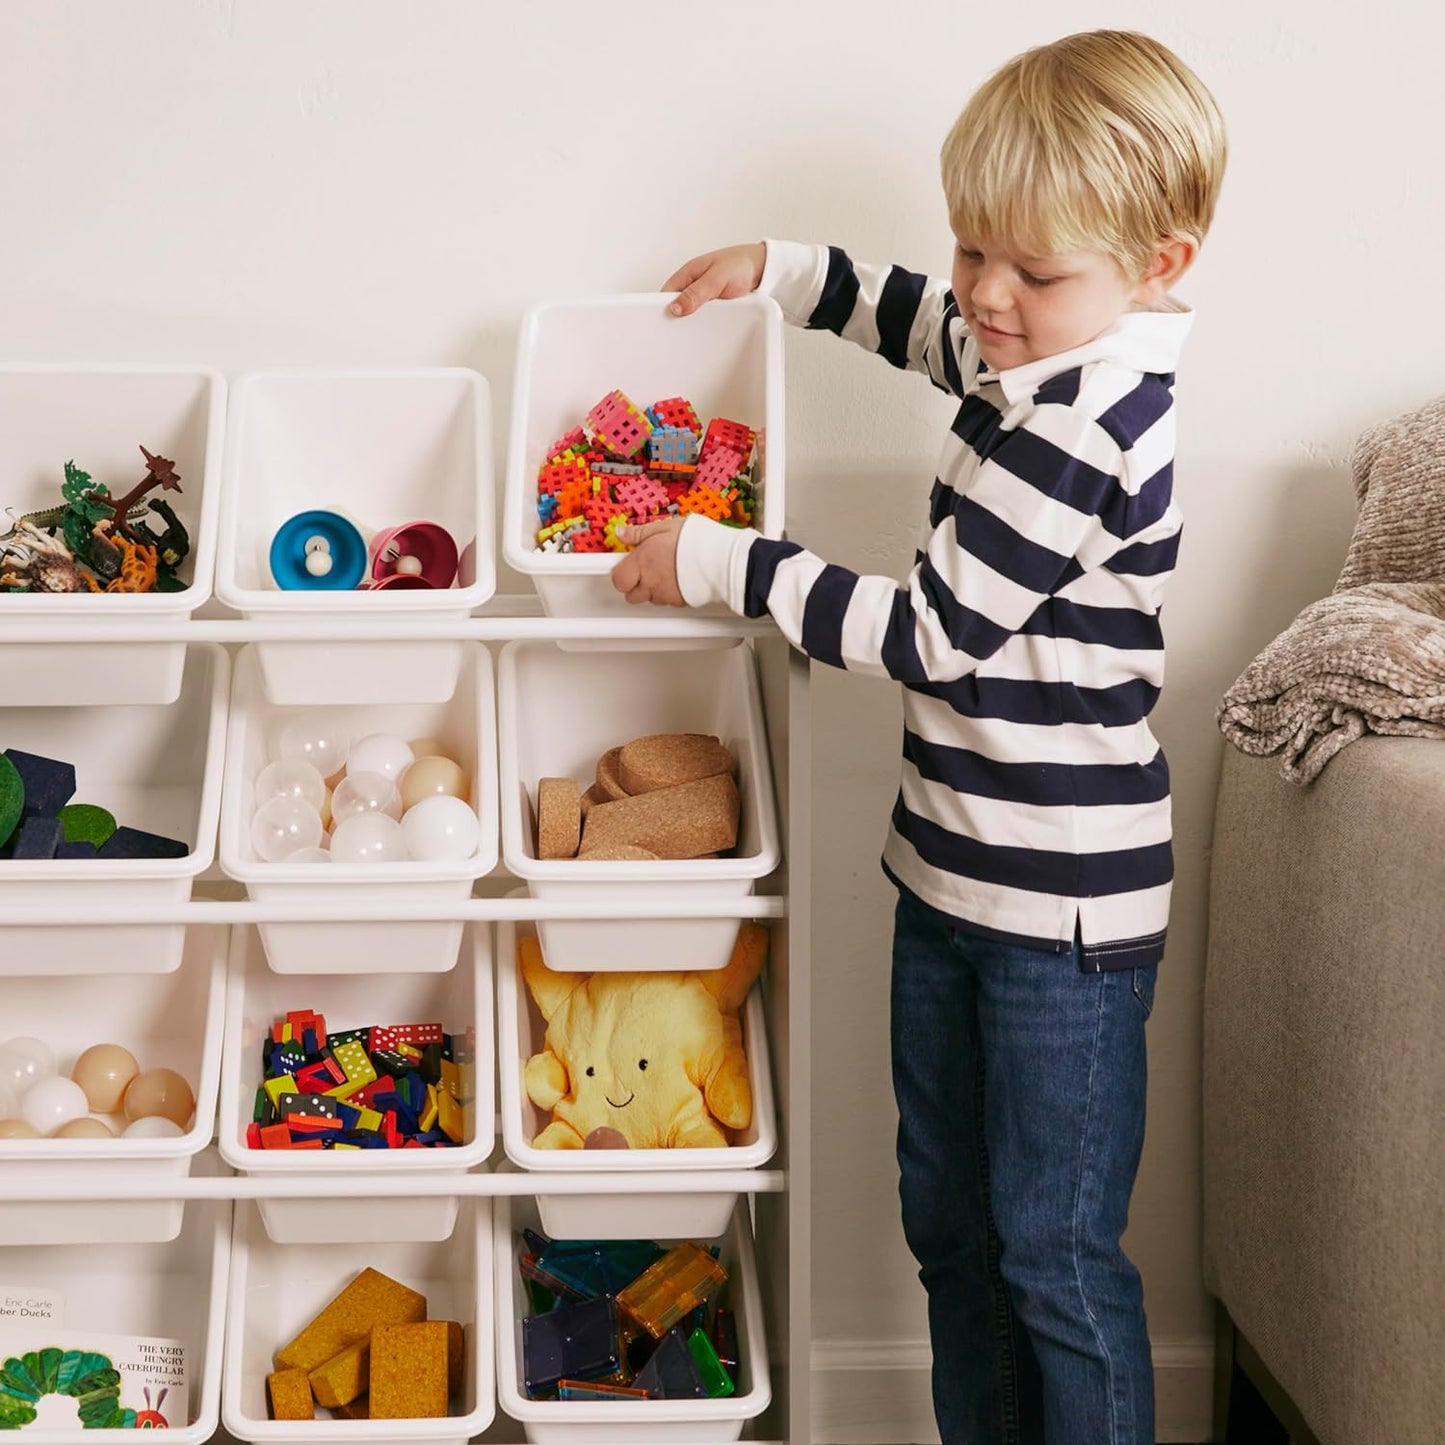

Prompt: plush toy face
[{"left": 520, "top": 923, "right": 767, "bottom": 1151}]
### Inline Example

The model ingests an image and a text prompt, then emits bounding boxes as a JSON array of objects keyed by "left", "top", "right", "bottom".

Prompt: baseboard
[{"left": 810, "top": 1336, "right": 1215, "bottom": 1444}]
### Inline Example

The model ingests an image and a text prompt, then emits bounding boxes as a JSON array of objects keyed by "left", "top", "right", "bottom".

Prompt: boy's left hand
[{"left": 610, "top": 519, "right": 688, "bottom": 607}]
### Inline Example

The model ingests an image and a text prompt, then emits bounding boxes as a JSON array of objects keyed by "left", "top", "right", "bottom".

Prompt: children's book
[{"left": 0, "top": 1328, "right": 186, "bottom": 1431}]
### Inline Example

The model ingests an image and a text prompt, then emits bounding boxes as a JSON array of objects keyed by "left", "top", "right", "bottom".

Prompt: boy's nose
[{"left": 971, "top": 268, "right": 1013, "bottom": 312}]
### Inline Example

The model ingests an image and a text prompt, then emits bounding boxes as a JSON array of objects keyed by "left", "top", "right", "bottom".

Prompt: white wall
[{"left": 3, "top": 3, "right": 1440, "bottom": 1440}]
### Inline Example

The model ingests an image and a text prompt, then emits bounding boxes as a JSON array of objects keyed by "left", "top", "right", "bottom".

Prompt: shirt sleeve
[
  {"left": 760, "top": 239, "right": 970, "bottom": 397},
  {"left": 675, "top": 401, "right": 1131, "bottom": 683}
]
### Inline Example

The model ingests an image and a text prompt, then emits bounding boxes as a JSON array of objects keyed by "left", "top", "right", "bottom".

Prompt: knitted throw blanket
[{"left": 1217, "top": 395, "right": 1445, "bottom": 783}]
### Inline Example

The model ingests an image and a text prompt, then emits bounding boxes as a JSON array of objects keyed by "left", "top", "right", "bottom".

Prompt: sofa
[{"left": 1201, "top": 736, "right": 1444, "bottom": 1443}]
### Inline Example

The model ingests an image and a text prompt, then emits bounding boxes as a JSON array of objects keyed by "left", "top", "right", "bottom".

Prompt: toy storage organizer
[{"left": 0, "top": 334, "right": 810, "bottom": 1444}]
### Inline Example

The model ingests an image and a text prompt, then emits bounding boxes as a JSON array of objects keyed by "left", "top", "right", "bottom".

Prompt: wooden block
[
  {"left": 368, "top": 1321, "right": 451, "bottom": 1419},
  {"left": 337, "top": 1396, "right": 370, "bottom": 1419},
  {"left": 536, "top": 776, "right": 582, "bottom": 859},
  {"left": 594, "top": 747, "right": 630, "bottom": 800},
  {"left": 308, "top": 1338, "right": 369, "bottom": 1408},
  {"left": 579, "top": 781, "right": 610, "bottom": 816},
  {"left": 617, "top": 733, "right": 734, "bottom": 794},
  {"left": 579, "top": 773, "right": 739, "bottom": 859},
  {"left": 273, "top": 1267, "right": 427, "bottom": 1373},
  {"left": 266, "top": 1368, "right": 314, "bottom": 1421}
]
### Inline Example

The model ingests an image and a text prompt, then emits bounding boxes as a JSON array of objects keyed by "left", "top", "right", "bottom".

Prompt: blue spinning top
[{"left": 269, "top": 510, "right": 368, "bottom": 591}]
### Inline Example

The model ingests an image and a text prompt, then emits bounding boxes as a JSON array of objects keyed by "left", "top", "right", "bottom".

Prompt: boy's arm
[
  {"left": 761, "top": 240, "right": 967, "bottom": 396},
  {"left": 669, "top": 405, "right": 1141, "bottom": 683}
]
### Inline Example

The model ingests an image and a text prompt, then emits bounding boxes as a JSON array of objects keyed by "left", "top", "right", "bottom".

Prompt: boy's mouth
[{"left": 976, "top": 319, "right": 1020, "bottom": 339}]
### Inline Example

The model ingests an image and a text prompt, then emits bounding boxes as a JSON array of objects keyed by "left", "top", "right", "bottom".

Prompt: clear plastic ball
[
  {"left": 345, "top": 733, "right": 414, "bottom": 783},
  {"left": 399, "top": 755, "right": 467, "bottom": 812},
  {"left": 20, "top": 1075, "right": 89, "bottom": 1136},
  {"left": 332, "top": 771, "right": 403, "bottom": 825},
  {"left": 123, "top": 1068, "right": 195, "bottom": 1127},
  {"left": 121, "top": 1116, "right": 185, "bottom": 1139},
  {"left": 288, "top": 847, "right": 331, "bottom": 864},
  {"left": 330, "top": 812, "right": 409, "bottom": 864},
  {"left": 251, "top": 796, "right": 324, "bottom": 862},
  {"left": 277, "top": 716, "right": 351, "bottom": 780},
  {"left": 401, "top": 795, "right": 480, "bottom": 863},
  {"left": 0, "top": 1082, "right": 17, "bottom": 1119},
  {"left": 255, "top": 758, "right": 327, "bottom": 813},
  {"left": 0, "top": 1037, "right": 56, "bottom": 1098},
  {"left": 71, "top": 1042, "right": 139, "bottom": 1113}
]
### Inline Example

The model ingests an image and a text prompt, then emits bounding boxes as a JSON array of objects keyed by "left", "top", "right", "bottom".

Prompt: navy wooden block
[
  {"left": 11, "top": 817, "right": 63, "bottom": 859},
  {"left": 55, "top": 839, "right": 99, "bottom": 859},
  {"left": 4, "top": 750, "right": 76, "bottom": 818},
  {"left": 97, "top": 826, "right": 189, "bottom": 860}
]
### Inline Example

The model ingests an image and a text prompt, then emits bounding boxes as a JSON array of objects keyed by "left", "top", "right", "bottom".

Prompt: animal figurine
[{"left": 520, "top": 923, "right": 768, "bottom": 1149}]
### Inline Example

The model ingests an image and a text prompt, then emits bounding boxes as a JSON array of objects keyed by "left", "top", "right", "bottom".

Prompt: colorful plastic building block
[
  {"left": 522, "top": 1295, "right": 624, "bottom": 1398},
  {"left": 585, "top": 390, "right": 653, "bottom": 459},
  {"left": 616, "top": 1243, "right": 728, "bottom": 1339},
  {"left": 648, "top": 396, "right": 702, "bottom": 433},
  {"left": 631, "top": 1326, "right": 709, "bottom": 1398}
]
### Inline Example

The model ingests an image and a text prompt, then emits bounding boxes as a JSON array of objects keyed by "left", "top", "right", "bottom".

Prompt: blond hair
[{"left": 940, "top": 31, "right": 1227, "bottom": 277}]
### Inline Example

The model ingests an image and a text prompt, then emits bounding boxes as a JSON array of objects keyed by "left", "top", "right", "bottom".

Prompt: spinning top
[
  {"left": 269, "top": 510, "right": 368, "bottom": 591},
  {"left": 367, "top": 521, "right": 458, "bottom": 588}
]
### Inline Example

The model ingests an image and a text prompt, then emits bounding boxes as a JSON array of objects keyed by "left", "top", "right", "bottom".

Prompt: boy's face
[{"left": 951, "top": 237, "right": 1150, "bottom": 369}]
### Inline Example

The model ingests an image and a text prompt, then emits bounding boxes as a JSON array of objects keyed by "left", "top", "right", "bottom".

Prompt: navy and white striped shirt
[{"left": 675, "top": 240, "right": 1193, "bottom": 970}]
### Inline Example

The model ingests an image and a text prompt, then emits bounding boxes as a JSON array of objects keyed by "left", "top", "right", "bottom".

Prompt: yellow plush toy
[{"left": 519, "top": 923, "right": 768, "bottom": 1149}]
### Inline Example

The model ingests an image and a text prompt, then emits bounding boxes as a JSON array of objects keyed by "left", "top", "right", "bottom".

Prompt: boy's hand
[
  {"left": 663, "top": 243, "right": 766, "bottom": 317},
  {"left": 611, "top": 519, "right": 688, "bottom": 607}
]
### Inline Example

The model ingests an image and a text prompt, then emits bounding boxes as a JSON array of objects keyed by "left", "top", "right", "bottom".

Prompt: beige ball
[
  {"left": 71, "top": 1042, "right": 140, "bottom": 1113},
  {"left": 400, "top": 755, "right": 468, "bottom": 812},
  {"left": 53, "top": 1116, "right": 116, "bottom": 1140},
  {"left": 122, "top": 1068, "right": 196, "bottom": 1128}
]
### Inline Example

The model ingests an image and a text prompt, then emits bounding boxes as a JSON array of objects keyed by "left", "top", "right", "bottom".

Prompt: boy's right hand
[{"left": 662, "top": 243, "right": 766, "bottom": 316}]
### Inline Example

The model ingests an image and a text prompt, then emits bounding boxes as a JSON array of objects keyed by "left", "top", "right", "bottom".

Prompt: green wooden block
[
  {"left": 0, "top": 753, "right": 24, "bottom": 848},
  {"left": 57, "top": 803, "right": 118, "bottom": 848}
]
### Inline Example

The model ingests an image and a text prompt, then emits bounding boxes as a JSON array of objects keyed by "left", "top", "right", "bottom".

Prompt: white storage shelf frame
[{"left": 0, "top": 601, "right": 811, "bottom": 1445}]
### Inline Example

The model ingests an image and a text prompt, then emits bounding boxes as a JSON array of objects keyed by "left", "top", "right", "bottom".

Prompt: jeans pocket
[{"left": 1131, "top": 965, "right": 1157, "bottom": 1019}]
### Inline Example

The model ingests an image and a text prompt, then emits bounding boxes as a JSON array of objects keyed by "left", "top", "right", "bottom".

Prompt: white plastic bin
[
  {"left": 223, "top": 1199, "right": 493, "bottom": 1444},
  {"left": 502, "top": 293, "right": 784, "bottom": 618},
  {"left": 217, "top": 924, "right": 494, "bottom": 1245},
  {"left": 0, "top": 926, "right": 225, "bottom": 1244},
  {"left": 494, "top": 1196, "right": 770, "bottom": 1443},
  {"left": 0, "top": 644, "right": 229, "bottom": 975},
  {"left": 218, "top": 644, "right": 496, "bottom": 975},
  {"left": 0, "top": 363, "right": 224, "bottom": 706},
  {"left": 497, "top": 915, "right": 776, "bottom": 1240},
  {"left": 215, "top": 368, "right": 495, "bottom": 705},
  {"left": 0, "top": 1194, "right": 230, "bottom": 1444},
  {"left": 498, "top": 642, "right": 779, "bottom": 973}
]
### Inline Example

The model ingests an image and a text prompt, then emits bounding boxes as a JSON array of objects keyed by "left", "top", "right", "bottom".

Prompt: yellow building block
[
  {"left": 368, "top": 1321, "right": 451, "bottom": 1418},
  {"left": 308, "top": 1338, "right": 369, "bottom": 1408},
  {"left": 273, "top": 1267, "right": 427, "bottom": 1373},
  {"left": 264, "top": 1075, "right": 298, "bottom": 1109},
  {"left": 437, "top": 1089, "right": 464, "bottom": 1143},
  {"left": 266, "top": 1368, "right": 314, "bottom": 1420}
]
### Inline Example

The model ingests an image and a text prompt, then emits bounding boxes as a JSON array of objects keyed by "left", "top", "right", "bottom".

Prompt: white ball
[
  {"left": 255, "top": 758, "right": 327, "bottom": 813},
  {"left": 288, "top": 847, "right": 331, "bottom": 864},
  {"left": 0, "top": 1037, "right": 56, "bottom": 1098},
  {"left": 401, "top": 795, "right": 480, "bottom": 863},
  {"left": 277, "top": 716, "right": 351, "bottom": 780},
  {"left": 330, "top": 812, "right": 409, "bottom": 864},
  {"left": 304, "top": 550, "right": 334, "bottom": 577},
  {"left": 20, "top": 1075, "right": 89, "bottom": 1136},
  {"left": 395, "top": 554, "right": 424, "bottom": 576},
  {"left": 332, "top": 770, "right": 403, "bottom": 824},
  {"left": 121, "top": 1116, "right": 186, "bottom": 1139},
  {"left": 346, "top": 733, "right": 414, "bottom": 783},
  {"left": 250, "top": 796, "right": 324, "bottom": 863}
]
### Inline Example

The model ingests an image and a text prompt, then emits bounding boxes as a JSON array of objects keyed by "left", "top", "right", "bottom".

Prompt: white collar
[{"left": 976, "top": 299, "right": 1195, "bottom": 407}]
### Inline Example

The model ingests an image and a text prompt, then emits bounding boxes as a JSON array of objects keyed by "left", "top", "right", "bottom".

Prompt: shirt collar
[{"left": 975, "top": 299, "right": 1195, "bottom": 407}]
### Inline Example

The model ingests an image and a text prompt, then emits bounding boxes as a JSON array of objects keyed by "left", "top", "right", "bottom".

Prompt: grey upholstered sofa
[{"left": 1202, "top": 737, "right": 1444, "bottom": 1444}]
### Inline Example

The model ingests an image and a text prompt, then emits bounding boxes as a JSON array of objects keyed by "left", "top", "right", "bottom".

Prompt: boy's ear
[{"left": 1132, "top": 237, "right": 1196, "bottom": 304}]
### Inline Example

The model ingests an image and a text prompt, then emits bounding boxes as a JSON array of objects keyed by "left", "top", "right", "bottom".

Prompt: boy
[{"left": 614, "top": 29, "right": 1226, "bottom": 1445}]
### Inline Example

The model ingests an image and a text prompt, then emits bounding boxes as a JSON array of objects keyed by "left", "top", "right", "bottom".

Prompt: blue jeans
[{"left": 890, "top": 890, "right": 1156, "bottom": 1445}]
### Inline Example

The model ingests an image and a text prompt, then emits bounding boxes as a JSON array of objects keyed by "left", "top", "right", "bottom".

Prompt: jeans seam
[
  {"left": 975, "top": 1043, "right": 1022, "bottom": 1445},
  {"left": 1071, "top": 974, "right": 1120, "bottom": 1445}
]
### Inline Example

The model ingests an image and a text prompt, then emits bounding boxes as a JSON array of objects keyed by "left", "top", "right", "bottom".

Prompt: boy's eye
[
  {"left": 1021, "top": 271, "right": 1061, "bottom": 288},
  {"left": 956, "top": 245, "right": 982, "bottom": 261}
]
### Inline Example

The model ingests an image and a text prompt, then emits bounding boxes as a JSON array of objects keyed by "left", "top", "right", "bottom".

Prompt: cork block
[
  {"left": 594, "top": 747, "right": 630, "bottom": 801},
  {"left": 579, "top": 781, "right": 610, "bottom": 815},
  {"left": 368, "top": 1320, "right": 452, "bottom": 1419},
  {"left": 536, "top": 776, "right": 582, "bottom": 859},
  {"left": 266, "top": 1368, "right": 314, "bottom": 1421},
  {"left": 577, "top": 842, "right": 660, "bottom": 861},
  {"left": 337, "top": 1397, "right": 370, "bottom": 1419},
  {"left": 579, "top": 772, "right": 739, "bottom": 859},
  {"left": 618, "top": 733, "right": 735, "bottom": 795},
  {"left": 273, "top": 1267, "right": 427, "bottom": 1373},
  {"left": 308, "top": 1338, "right": 369, "bottom": 1408}
]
